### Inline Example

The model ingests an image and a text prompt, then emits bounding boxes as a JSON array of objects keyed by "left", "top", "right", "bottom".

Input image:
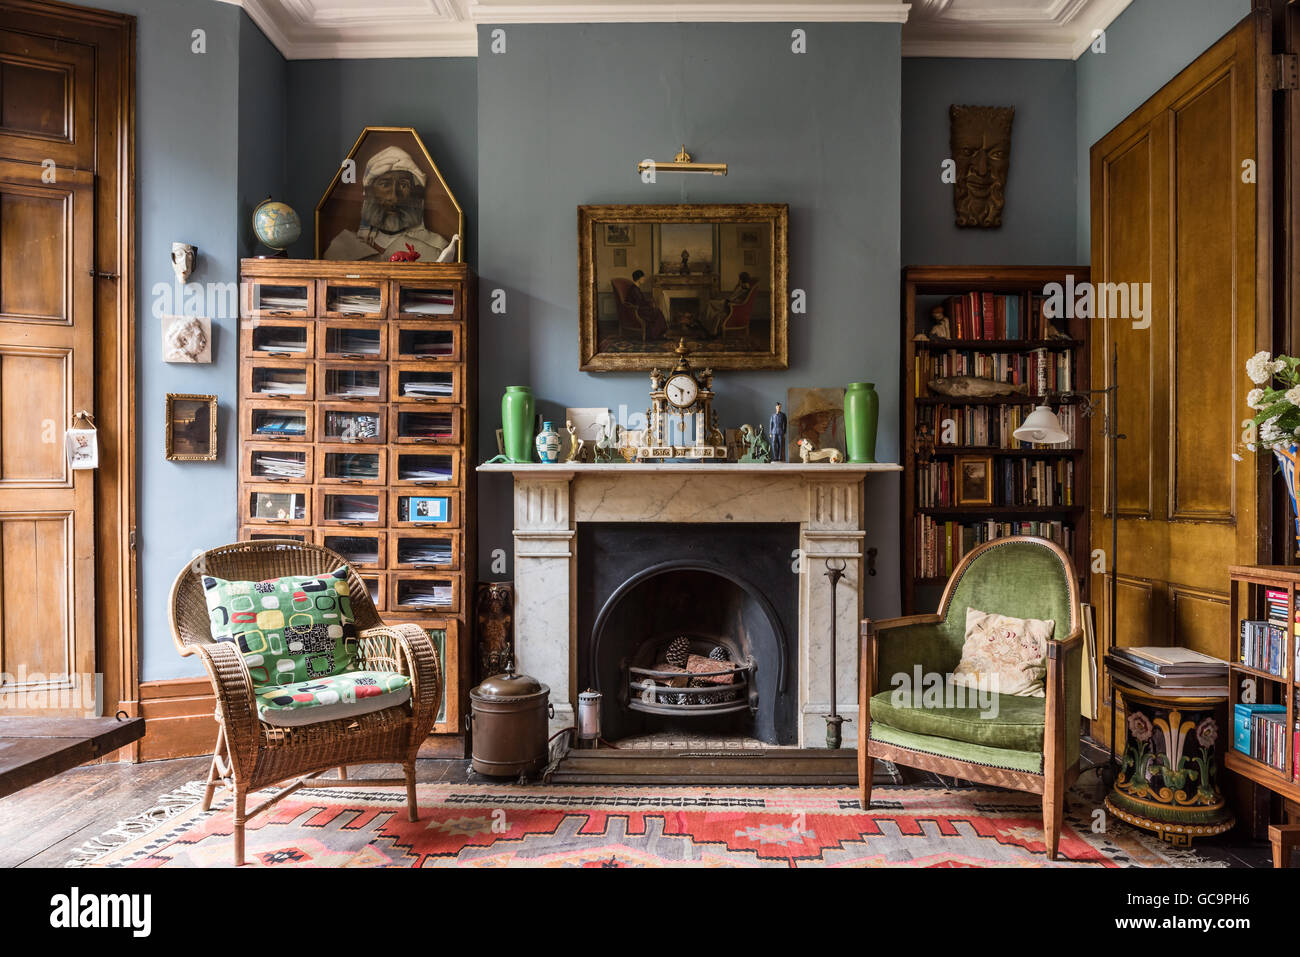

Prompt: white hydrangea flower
[
  {"left": 1247, "top": 350, "right": 1281, "bottom": 384},
  {"left": 1261, "top": 416, "right": 1285, "bottom": 447},
  {"left": 1285, "top": 386, "right": 1300, "bottom": 407},
  {"left": 1248, "top": 388, "right": 1266, "bottom": 409}
]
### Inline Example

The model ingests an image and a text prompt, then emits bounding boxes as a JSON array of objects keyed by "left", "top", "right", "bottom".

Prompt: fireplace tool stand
[{"left": 824, "top": 558, "right": 848, "bottom": 749}]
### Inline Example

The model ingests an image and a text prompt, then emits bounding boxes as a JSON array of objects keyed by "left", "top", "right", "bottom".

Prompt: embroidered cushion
[
  {"left": 202, "top": 567, "right": 358, "bottom": 685},
  {"left": 950, "top": 607, "right": 1055, "bottom": 698},
  {"left": 254, "top": 671, "right": 412, "bottom": 727}
]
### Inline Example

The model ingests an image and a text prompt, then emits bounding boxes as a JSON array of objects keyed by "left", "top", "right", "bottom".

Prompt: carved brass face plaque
[{"left": 950, "top": 104, "right": 1014, "bottom": 229}]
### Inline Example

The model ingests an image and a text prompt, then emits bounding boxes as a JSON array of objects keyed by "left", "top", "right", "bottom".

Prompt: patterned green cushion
[
  {"left": 254, "top": 671, "right": 412, "bottom": 727},
  {"left": 202, "top": 567, "right": 358, "bottom": 685}
]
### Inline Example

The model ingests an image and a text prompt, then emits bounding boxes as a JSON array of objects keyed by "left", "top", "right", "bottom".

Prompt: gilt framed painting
[{"left": 578, "top": 203, "right": 789, "bottom": 371}]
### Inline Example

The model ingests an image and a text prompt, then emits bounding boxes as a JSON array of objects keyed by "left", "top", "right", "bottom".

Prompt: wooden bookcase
[
  {"left": 238, "top": 259, "right": 476, "bottom": 739},
  {"left": 1226, "top": 565, "right": 1300, "bottom": 803},
  {"left": 901, "top": 265, "right": 1091, "bottom": 613}
]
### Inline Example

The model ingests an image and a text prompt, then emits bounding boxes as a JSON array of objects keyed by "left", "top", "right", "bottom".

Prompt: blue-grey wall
[
  {"left": 474, "top": 22, "right": 904, "bottom": 618},
  {"left": 283, "top": 58, "right": 478, "bottom": 262},
  {"left": 85, "top": 0, "right": 245, "bottom": 682},
  {"left": 238, "top": 11, "right": 288, "bottom": 259},
  {"left": 1075, "top": 0, "right": 1252, "bottom": 259},
  {"left": 902, "top": 58, "right": 1078, "bottom": 266}
]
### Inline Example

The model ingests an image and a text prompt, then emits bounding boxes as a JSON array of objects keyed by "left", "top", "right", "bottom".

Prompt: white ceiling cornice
[
  {"left": 902, "top": 0, "right": 1135, "bottom": 59},
  {"left": 219, "top": 0, "right": 1133, "bottom": 60}
]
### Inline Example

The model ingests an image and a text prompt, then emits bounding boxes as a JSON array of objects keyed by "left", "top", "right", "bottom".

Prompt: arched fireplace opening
[{"left": 583, "top": 535, "right": 798, "bottom": 744}]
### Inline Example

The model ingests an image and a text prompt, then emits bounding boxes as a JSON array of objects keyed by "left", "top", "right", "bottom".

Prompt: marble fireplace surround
[{"left": 479, "top": 462, "right": 901, "bottom": 747}]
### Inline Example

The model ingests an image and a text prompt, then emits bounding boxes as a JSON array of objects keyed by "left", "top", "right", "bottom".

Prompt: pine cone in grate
[
  {"left": 665, "top": 635, "right": 690, "bottom": 668},
  {"left": 708, "top": 646, "right": 730, "bottom": 662}
]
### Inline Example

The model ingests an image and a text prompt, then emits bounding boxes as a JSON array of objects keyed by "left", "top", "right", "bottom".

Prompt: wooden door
[
  {"left": 0, "top": 22, "right": 100, "bottom": 715},
  {"left": 1089, "top": 16, "right": 1265, "bottom": 747}
]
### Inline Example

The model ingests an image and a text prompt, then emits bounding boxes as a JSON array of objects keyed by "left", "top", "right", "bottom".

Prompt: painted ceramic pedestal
[{"left": 1104, "top": 682, "right": 1235, "bottom": 846}]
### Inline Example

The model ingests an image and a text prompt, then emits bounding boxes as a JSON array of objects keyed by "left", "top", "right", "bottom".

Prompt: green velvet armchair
[{"left": 859, "top": 536, "right": 1083, "bottom": 860}]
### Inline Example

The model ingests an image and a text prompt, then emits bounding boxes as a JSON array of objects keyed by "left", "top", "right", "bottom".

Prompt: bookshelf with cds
[
  {"left": 238, "top": 259, "right": 476, "bottom": 741},
  {"left": 901, "top": 265, "right": 1091, "bottom": 614}
]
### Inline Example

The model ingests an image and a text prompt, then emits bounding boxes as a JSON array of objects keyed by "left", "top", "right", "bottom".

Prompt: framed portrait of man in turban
[{"left": 315, "top": 126, "right": 464, "bottom": 263}]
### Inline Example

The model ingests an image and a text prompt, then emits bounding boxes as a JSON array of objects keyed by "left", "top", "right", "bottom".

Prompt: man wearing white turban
[{"left": 323, "top": 144, "right": 454, "bottom": 262}]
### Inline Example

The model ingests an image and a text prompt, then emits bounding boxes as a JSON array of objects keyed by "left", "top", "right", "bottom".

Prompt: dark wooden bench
[{"left": 0, "top": 717, "right": 145, "bottom": 800}]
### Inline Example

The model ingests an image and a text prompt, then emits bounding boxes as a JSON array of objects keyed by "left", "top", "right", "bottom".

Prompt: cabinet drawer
[
  {"left": 390, "top": 490, "right": 461, "bottom": 528},
  {"left": 244, "top": 484, "right": 312, "bottom": 526},
  {"left": 319, "top": 279, "right": 388, "bottom": 320},
  {"left": 242, "top": 279, "right": 315, "bottom": 318},
  {"left": 242, "top": 318, "right": 314, "bottom": 359},
  {"left": 242, "top": 359, "right": 314, "bottom": 401},
  {"left": 240, "top": 526, "right": 310, "bottom": 544},
  {"left": 389, "top": 449, "right": 460, "bottom": 487},
  {"left": 317, "top": 529, "right": 386, "bottom": 571},
  {"left": 390, "top": 407, "right": 461, "bottom": 446},
  {"left": 320, "top": 362, "right": 386, "bottom": 401},
  {"left": 244, "top": 442, "right": 312, "bottom": 483},
  {"left": 390, "top": 363, "right": 460, "bottom": 403},
  {"left": 316, "top": 489, "right": 386, "bottom": 528},
  {"left": 390, "top": 572, "right": 460, "bottom": 614},
  {"left": 243, "top": 400, "right": 313, "bottom": 443},
  {"left": 357, "top": 572, "right": 385, "bottom": 612},
  {"left": 317, "top": 444, "right": 386, "bottom": 486},
  {"left": 391, "top": 280, "right": 461, "bottom": 320},
  {"left": 317, "top": 321, "right": 387, "bottom": 360},
  {"left": 389, "top": 529, "right": 460, "bottom": 570},
  {"left": 393, "top": 321, "right": 460, "bottom": 362},
  {"left": 317, "top": 403, "right": 386, "bottom": 445}
]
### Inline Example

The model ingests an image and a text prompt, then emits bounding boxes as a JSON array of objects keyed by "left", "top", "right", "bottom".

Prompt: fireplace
[
  {"left": 478, "top": 460, "right": 901, "bottom": 747},
  {"left": 577, "top": 523, "right": 799, "bottom": 744}
]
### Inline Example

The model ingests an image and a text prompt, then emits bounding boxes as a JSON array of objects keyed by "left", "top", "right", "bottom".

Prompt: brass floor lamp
[{"left": 1013, "top": 343, "right": 1124, "bottom": 782}]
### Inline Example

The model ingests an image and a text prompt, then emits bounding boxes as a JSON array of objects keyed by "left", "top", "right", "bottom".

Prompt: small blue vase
[{"left": 535, "top": 421, "right": 562, "bottom": 464}]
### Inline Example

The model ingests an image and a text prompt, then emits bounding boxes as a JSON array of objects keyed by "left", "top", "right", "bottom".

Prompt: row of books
[
  {"left": 916, "top": 457, "right": 1075, "bottom": 508},
  {"left": 1264, "top": 587, "right": 1300, "bottom": 633},
  {"left": 1234, "top": 702, "right": 1297, "bottom": 778},
  {"left": 1239, "top": 620, "right": 1292, "bottom": 680},
  {"left": 939, "top": 291, "right": 1062, "bottom": 341},
  {"left": 917, "top": 403, "right": 1080, "bottom": 449},
  {"left": 918, "top": 348, "right": 1074, "bottom": 395},
  {"left": 913, "top": 515, "right": 1074, "bottom": 580}
]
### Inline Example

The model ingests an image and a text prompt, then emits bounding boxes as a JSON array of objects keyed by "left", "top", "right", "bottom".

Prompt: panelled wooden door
[
  {"left": 1089, "top": 16, "right": 1266, "bottom": 747},
  {"left": 0, "top": 20, "right": 101, "bottom": 714}
]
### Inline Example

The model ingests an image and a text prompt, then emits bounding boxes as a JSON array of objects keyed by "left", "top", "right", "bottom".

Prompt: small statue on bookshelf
[{"left": 918, "top": 305, "right": 950, "bottom": 341}]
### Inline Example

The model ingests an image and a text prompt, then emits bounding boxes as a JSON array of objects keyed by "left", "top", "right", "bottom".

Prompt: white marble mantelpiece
[{"left": 477, "top": 461, "right": 901, "bottom": 746}]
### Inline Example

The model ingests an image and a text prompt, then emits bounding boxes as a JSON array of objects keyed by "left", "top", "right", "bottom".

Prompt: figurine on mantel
[
  {"left": 738, "top": 424, "right": 771, "bottom": 463},
  {"left": 769, "top": 402, "right": 788, "bottom": 462},
  {"left": 593, "top": 417, "right": 622, "bottom": 463},
  {"left": 564, "top": 420, "right": 585, "bottom": 463},
  {"left": 797, "top": 438, "right": 843, "bottom": 463}
]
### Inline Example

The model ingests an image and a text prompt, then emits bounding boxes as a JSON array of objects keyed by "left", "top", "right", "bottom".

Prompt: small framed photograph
[
  {"left": 166, "top": 393, "right": 217, "bottom": 461},
  {"left": 956, "top": 454, "right": 995, "bottom": 506},
  {"left": 603, "top": 223, "right": 634, "bottom": 246},
  {"left": 406, "top": 495, "right": 450, "bottom": 523},
  {"left": 255, "top": 491, "right": 304, "bottom": 520}
]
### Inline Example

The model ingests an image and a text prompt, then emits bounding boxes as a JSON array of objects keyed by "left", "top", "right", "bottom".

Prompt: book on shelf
[
  {"left": 253, "top": 454, "right": 306, "bottom": 478},
  {"left": 937, "top": 291, "right": 1064, "bottom": 342},
  {"left": 917, "top": 457, "right": 1074, "bottom": 508},
  {"left": 1112, "top": 646, "right": 1228, "bottom": 676},
  {"left": 253, "top": 415, "right": 306, "bottom": 436},
  {"left": 916, "top": 403, "right": 1078, "bottom": 449},
  {"left": 918, "top": 348, "right": 1074, "bottom": 394},
  {"left": 913, "top": 515, "right": 1074, "bottom": 580},
  {"left": 1108, "top": 661, "right": 1228, "bottom": 696}
]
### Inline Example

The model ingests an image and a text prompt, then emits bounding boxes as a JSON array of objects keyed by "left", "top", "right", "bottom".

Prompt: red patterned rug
[{"left": 66, "top": 781, "right": 1220, "bottom": 868}]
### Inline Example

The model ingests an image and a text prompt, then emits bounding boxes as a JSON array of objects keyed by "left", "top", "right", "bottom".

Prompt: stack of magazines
[{"left": 1107, "top": 647, "right": 1228, "bottom": 695}]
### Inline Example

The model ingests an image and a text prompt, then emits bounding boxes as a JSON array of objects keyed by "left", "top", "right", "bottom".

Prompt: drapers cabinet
[{"left": 239, "top": 259, "right": 476, "bottom": 740}]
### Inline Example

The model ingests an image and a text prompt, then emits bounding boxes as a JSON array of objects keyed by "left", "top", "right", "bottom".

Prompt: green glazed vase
[
  {"left": 844, "top": 381, "right": 878, "bottom": 464},
  {"left": 501, "top": 386, "right": 535, "bottom": 463}
]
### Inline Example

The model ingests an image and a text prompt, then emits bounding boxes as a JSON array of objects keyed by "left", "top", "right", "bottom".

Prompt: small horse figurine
[{"left": 796, "top": 438, "right": 843, "bottom": 463}]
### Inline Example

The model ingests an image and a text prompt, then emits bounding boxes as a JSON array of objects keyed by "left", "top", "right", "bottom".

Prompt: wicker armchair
[{"left": 170, "top": 539, "right": 442, "bottom": 865}]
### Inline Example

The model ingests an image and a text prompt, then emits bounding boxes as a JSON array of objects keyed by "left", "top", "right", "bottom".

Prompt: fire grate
[{"left": 623, "top": 656, "right": 757, "bottom": 717}]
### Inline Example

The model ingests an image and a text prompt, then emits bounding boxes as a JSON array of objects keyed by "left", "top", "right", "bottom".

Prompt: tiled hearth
[{"left": 478, "top": 462, "right": 900, "bottom": 747}]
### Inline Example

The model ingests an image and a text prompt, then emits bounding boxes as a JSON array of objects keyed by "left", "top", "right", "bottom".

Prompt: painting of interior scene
[{"left": 579, "top": 205, "right": 787, "bottom": 370}]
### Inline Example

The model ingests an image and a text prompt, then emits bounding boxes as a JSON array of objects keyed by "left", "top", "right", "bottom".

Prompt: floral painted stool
[{"left": 1103, "top": 677, "right": 1236, "bottom": 846}]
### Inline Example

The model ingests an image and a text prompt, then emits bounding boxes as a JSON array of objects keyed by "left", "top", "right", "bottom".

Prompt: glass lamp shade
[{"left": 1013, "top": 405, "right": 1070, "bottom": 444}]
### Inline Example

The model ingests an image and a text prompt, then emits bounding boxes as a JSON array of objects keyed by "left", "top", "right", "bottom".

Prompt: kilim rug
[{"left": 65, "top": 781, "right": 1223, "bottom": 868}]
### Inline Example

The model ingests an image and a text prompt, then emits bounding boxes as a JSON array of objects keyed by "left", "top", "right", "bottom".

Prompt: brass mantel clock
[{"left": 637, "top": 340, "right": 727, "bottom": 461}]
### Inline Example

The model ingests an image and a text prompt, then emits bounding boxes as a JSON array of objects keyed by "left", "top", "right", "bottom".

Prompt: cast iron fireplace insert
[{"left": 576, "top": 522, "right": 800, "bottom": 744}]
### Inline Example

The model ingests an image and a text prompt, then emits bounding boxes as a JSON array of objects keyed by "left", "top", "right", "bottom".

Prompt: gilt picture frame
[
  {"left": 166, "top": 393, "right": 218, "bottom": 461},
  {"left": 578, "top": 203, "right": 789, "bottom": 371}
]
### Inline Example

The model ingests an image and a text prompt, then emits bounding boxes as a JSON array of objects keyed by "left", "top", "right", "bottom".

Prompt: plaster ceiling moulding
[
  {"left": 902, "top": 0, "right": 1134, "bottom": 59},
  {"left": 225, "top": 0, "right": 477, "bottom": 58},
  {"left": 466, "top": 0, "right": 912, "bottom": 23}
]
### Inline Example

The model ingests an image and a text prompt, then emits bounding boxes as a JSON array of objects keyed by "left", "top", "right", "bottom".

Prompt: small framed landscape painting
[
  {"left": 956, "top": 454, "right": 995, "bottom": 506},
  {"left": 165, "top": 393, "right": 217, "bottom": 461},
  {"left": 578, "top": 203, "right": 789, "bottom": 371}
]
